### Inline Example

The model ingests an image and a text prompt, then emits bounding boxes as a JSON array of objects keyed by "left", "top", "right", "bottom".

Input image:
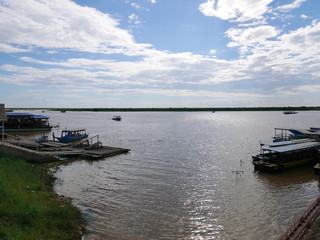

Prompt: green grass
[{"left": 0, "top": 155, "right": 84, "bottom": 240}]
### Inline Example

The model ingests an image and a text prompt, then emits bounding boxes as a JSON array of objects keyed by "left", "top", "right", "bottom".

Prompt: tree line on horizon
[{"left": 9, "top": 106, "right": 320, "bottom": 112}]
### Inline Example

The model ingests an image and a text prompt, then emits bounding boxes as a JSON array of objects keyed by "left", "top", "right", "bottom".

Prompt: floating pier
[
  {"left": 279, "top": 195, "right": 320, "bottom": 240},
  {"left": 0, "top": 136, "right": 130, "bottom": 163}
]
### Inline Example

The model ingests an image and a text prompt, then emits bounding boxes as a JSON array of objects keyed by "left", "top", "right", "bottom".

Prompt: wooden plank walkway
[{"left": 279, "top": 195, "right": 320, "bottom": 240}]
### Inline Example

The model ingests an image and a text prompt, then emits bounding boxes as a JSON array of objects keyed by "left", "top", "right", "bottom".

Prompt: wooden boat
[
  {"left": 112, "top": 116, "right": 121, "bottom": 121},
  {"left": 252, "top": 139, "right": 320, "bottom": 172},
  {"left": 56, "top": 129, "right": 88, "bottom": 143}
]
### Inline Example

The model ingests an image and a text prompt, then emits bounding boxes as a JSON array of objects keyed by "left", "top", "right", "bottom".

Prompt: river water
[{"left": 38, "top": 111, "right": 320, "bottom": 240}]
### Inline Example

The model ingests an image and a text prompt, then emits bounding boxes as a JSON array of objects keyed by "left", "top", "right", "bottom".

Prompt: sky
[{"left": 0, "top": 0, "right": 320, "bottom": 108}]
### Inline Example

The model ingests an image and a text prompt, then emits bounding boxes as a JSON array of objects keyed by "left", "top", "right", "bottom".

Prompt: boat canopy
[
  {"left": 32, "top": 115, "right": 49, "bottom": 119},
  {"left": 262, "top": 141, "right": 320, "bottom": 153},
  {"left": 60, "top": 129, "right": 87, "bottom": 138},
  {"left": 62, "top": 128, "right": 86, "bottom": 132},
  {"left": 6, "top": 112, "right": 49, "bottom": 119},
  {"left": 261, "top": 138, "right": 316, "bottom": 148},
  {"left": 275, "top": 128, "right": 320, "bottom": 136}
]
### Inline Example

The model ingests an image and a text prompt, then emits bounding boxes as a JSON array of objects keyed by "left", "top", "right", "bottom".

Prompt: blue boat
[{"left": 56, "top": 129, "right": 88, "bottom": 143}]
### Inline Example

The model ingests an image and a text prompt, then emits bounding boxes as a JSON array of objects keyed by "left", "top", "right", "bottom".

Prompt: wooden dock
[
  {"left": 279, "top": 195, "right": 320, "bottom": 240},
  {"left": 1, "top": 136, "right": 130, "bottom": 163}
]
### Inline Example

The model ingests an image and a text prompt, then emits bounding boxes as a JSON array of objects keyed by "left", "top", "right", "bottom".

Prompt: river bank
[{"left": 0, "top": 154, "right": 85, "bottom": 240}]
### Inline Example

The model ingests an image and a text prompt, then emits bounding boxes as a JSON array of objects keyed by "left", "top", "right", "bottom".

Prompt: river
[{"left": 38, "top": 110, "right": 320, "bottom": 240}]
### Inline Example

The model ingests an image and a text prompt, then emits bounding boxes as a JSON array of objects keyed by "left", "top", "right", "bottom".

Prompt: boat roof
[
  {"left": 262, "top": 138, "right": 316, "bottom": 147},
  {"left": 6, "top": 112, "right": 49, "bottom": 119},
  {"left": 7, "top": 112, "right": 33, "bottom": 116},
  {"left": 262, "top": 141, "right": 320, "bottom": 153},
  {"left": 275, "top": 128, "right": 320, "bottom": 135},
  {"left": 62, "top": 128, "right": 86, "bottom": 132}
]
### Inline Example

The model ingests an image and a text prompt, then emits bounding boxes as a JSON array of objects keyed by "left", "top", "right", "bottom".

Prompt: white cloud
[
  {"left": 131, "top": 3, "right": 141, "bottom": 9},
  {"left": 12, "top": 15, "right": 320, "bottom": 95},
  {"left": 276, "top": 0, "right": 306, "bottom": 12},
  {"left": 300, "top": 14, "right": 309, "bottom": 19},
  {"left": 226, "top": 25, "right": 280, "bottom": 54},
  {"left": 199, "top": 0, "right": 274, "bottom": 22},
  {"left": 149, "top": 0, "right": 157, "bottom": 3},
  {"left": 0, "top": 0, "right": 151, "bottom": 56},
  {"left": 294, "top": 85, "right": 320, "bottom": 93},
  {"left": 209, "top": 49, "right": 216, "bottom": 55},
  {"left": 277, "top": 20, "right": 320, "bottom": 53},
  {"left": 0, "top": 43, "right": 31, "bottom": 53},
  {"left": 128, "top": 13, "right": 141, "bottom": 25},
  {"left": 199, "top": 0, "right": 307, "bottom": 23}
]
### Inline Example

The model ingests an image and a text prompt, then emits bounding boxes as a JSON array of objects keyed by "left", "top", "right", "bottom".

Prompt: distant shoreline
[{"left": 7, "top": 106, "right": 320, "bottom": 112}]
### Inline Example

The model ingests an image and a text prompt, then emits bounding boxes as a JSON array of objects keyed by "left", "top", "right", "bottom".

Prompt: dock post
[
  {"left": 0, "top": 104, "right": 7, "bottom": 141},
  {"left": 1, "top": 121, "right": 4, "bottom": 142}
]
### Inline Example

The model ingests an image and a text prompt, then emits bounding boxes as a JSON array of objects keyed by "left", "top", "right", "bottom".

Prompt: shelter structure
[{"left": 0, "top": 104, "right": 7, "bottom": 141}]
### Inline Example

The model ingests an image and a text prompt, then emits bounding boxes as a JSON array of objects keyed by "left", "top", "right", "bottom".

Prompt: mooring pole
[{"left": 1, "top": 121, "right": 4, "bottom": 141}]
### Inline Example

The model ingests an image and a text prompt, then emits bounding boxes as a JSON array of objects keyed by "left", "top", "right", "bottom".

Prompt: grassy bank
[{"left": 0, "top": 155, "right": 84, "bottom": 240}]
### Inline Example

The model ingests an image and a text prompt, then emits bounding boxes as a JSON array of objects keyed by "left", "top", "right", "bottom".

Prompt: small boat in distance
[
  {"left": 56, "top": 128, "right": 88, "bottom": 143},
  {"left": 112, "top": 116, "right": 121, "bottom": 121},
  {"left": 283, "top": 111, "right": 297, "bottom": 114}
]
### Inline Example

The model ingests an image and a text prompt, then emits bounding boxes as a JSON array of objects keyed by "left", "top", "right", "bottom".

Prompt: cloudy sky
[{"left": 0, "top": 0, "right": 319, "bottom": 108}]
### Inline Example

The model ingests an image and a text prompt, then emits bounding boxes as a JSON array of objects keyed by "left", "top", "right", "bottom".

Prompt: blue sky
[{"left": 0, "top": 0, "right": 320, "bottom": 108}]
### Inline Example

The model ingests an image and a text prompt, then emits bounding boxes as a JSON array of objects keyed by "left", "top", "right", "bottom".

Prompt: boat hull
[
  {"left": 57, "top": 134, "right": 88, "bottom": 143},
  {"left": 253, "top": 157, "right": 317, "bottom": 172},
  {"left": 112, "top": 116, "right": 121, "bottom": 121},
  {"left": 4, "top": 127, "right": 52, "bottom": 132}
]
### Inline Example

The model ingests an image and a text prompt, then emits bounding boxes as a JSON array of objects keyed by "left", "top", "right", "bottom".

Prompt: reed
[{"left": 0, "top": 155, "right": 84, "bottom": 240}]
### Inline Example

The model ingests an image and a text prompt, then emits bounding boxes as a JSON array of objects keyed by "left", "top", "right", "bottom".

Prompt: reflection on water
[{"left": 38, "top": 111, "right": 320, "bottom": 240}]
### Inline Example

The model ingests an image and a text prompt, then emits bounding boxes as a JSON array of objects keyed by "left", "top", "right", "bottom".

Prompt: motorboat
[
  {"left": 56, "top": 129, "right": 88, "bottom": 143},
  {"left": 112, "top": 116, "right": 121, "bottom": 121}
]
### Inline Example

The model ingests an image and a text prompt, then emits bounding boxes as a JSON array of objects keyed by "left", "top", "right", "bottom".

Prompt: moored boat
[
  {"left": 252, "top": 139, "right": 320, "bottom": 172},
  {"left": 112, "top": 116, "right": 121, "bottom": 121},
  {"left": 4, "top": 112, "right": 52, "bottom": 132},
  {"left": 273, "top": 127, "right": 320, "bottom": 141},
  {"left": 56, "top": 129, "right": 88, "bottom": 143},
  {"left": 283, "top": 111, "right": 297, "bottom": 114}
]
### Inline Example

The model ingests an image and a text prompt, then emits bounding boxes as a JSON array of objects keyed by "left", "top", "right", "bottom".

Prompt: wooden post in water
[
  {"left": 0, "top": 104, "right": 7, "bottom": 141},
  {"left": 232, "top": 170, "right": 244, "bottom": 179}
]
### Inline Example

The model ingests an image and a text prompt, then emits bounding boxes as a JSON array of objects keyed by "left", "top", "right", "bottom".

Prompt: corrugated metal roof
[
  {"left": 275, "top": 128, "right": 320, "bottom": 136},
  {"left": 62, "top": 129, "right": 86, "bottom": 132},
  {"left": 6, "top": 112, "right": 33, "bottom": 116},
  {"left": 6, "top": 112, "right": 49, "bottom": 119},
  {"left": 262, "top": 138, "right": 316, "bottom": 147},
  {"left": 263, "top": 141, "right": 320, "bottom": 153},
  {"left": 0, "top": 104, "right": 7, "bottom": 122},
  {"left": 32, "top": 115, "right": 49, "bottom": 119}
]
